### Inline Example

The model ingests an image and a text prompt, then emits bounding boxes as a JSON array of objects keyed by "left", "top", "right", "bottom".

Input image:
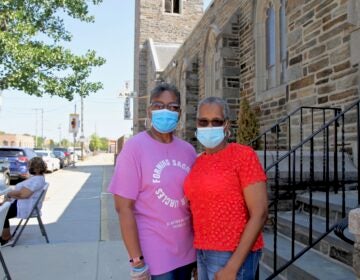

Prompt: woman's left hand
[{"left": 214, "top": 266, "right": 237, "bottom": 280}]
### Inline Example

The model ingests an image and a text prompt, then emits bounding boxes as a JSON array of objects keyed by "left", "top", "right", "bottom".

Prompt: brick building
[{"left": 0, "top": 133, "right": 34, "bottom": 148}]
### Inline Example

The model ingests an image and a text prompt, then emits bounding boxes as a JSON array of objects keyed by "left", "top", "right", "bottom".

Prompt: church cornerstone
[{"left": 349, "top": 208, "right": 360, "bottom": 279}]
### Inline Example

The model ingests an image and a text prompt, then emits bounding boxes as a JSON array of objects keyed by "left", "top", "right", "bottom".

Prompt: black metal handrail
[
  {"left": 264, "top": 99, "right": 360, "bottom": 279},
  {"left": 251, "top": 106, "right": 341, "bottom": 145},
  {"left": 250, "top": 106, "right": 341, "bottom": 171}
]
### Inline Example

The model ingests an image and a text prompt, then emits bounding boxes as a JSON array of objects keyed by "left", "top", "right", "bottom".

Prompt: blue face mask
[
  {"left": 196, "top": 127, "right": 225, "bottom": 148},
  {"left": 151, "top": 109, "right": 179, "bottom": 133}
]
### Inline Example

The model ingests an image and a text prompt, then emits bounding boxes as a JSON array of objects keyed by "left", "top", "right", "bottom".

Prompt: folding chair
[
  {"left": 11, "top": 183, "right": 50, "bottom": 247},
  {"left": 0, "top": 201, "right": 12, "bottom": 279}
]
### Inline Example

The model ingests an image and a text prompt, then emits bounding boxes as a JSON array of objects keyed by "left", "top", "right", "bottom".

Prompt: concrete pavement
[{"left": 0, "top": 153, "right": 129, "bottom": 280}]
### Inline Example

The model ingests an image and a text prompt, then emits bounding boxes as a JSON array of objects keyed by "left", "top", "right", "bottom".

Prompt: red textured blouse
[{"left": 184, "top": 143, "right": 267, "bottom": 252}]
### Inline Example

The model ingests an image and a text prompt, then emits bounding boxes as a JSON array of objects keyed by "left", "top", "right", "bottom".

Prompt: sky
[{"left": 0, "top": 0, "right": 212, "bottom": 142}]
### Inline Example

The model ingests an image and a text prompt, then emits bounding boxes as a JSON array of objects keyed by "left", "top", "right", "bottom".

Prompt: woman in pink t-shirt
[
  {"left": 184, "top": 96, "right": 268, "bottom": 280},
  {"left": 109, "top": 83, "right": 197, "bottom": 279}
]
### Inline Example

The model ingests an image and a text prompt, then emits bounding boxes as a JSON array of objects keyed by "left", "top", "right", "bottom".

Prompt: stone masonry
[
  {"left": 349, "top": 208, "right": 360, "bottom": 279},
  {"left": 134, "top": 0, "right": 360, "bottom": 276},
  {"left": 133, "top": 0, "right": 203, "bottom": 133}
]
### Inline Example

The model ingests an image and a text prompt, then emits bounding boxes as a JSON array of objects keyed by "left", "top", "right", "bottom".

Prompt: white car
[{"left": 35, "top": 150, "right": 60, "bottom": 173}]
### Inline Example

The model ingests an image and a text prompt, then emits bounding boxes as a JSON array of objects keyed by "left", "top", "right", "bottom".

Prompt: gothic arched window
[
  {"left": 255, "top": 0, "right": 288, "bottom": 97},
  {"left": 280, "top": 0, "right": 288, "bottom": 83},
  {"left": 266, "top": 4, "right": 276, "bottom": 89}
]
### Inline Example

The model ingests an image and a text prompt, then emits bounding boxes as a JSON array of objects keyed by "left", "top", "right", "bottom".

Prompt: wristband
[{"left": 132, "top": 264, "right": 148, "bottom": 273}]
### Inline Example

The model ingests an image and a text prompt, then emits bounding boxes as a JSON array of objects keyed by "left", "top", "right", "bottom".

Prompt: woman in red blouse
[{"left": 184, "top": 96, "right": 268, "bottom": 280}]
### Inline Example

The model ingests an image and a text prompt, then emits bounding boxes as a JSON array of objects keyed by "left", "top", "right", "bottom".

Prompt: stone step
[
  {"left": 297, "top": 191, "right": 359, "bottom": 223},
  {"left": 261, "top": 232, "right": 355, "bottom": 280},
  {"left": 277, "top": 211, "right": 354, "bottom": 266},
  {"left": 259, "top": 262, "right": 286, "bottom": 280},
  {"left": 257, "top": 150, "right": 358, "bottom": 185}
]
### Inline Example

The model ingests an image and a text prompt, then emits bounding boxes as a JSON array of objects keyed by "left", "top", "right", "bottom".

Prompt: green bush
[{"left": 236, "top": 97, "right": 260, "bottom": 149}]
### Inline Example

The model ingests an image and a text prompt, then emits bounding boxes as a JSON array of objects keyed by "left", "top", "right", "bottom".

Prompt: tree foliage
[
  {"left": 99, "top": 136, "right": 108, "bottom": 151},
  {"left": 89, "top": 133, "right": 100, "bottom": 151},
  {"left": 0, "top": 0, "right": 105, "bottom": 100},
  {"left": 89, "top": 133, "right": 108, "bottom": 151},
  {"left": 59, "top": 138, "right": 70, "bottom": 147},
  {"left": 236, "top": 97, "right": 260, "bottom": 149}
]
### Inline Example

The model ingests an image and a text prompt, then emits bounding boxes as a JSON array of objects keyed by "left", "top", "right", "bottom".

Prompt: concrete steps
[
  {"left": 260, "top": 190, "right": 357, "bottom": 279},
  {"left": 261, "top": 232, "right": 355, "bottom": 280},
  {"left": 277, "top": 211, "right": 354, "bottom": 266},
  {"left": 297, "top": 191, "right": 359, "bottom": 223}
]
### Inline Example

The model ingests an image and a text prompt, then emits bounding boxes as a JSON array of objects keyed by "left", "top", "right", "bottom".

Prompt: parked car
[
  {"left": 0, "top": 159, "right": 10, "bottom": 188},
  {"left": 0, "top": 147, "right": 37, "bottom": 180},
  {"left": 52, "top": 150, "right": 67, "bottom": 168},
  {"left": 35, "top": 150, "right": 60, "bottom": 172},
  {"left": 53, "top": 147, "right": 72, "bottom": 166}
]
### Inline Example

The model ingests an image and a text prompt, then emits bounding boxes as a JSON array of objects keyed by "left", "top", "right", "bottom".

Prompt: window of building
[
  {"left": 164, "top": 0, "right": 181, "bottom": 14},
  {"left": 279, "top": 0, "right": 288, "bottom": 84},
  {"left": 255, "top": 0, "right": 288, "bottom": 98},
  {"left": 204, "top": 26, "right": 222, "bottom": 98},
  {"left": 266, "top": 4, "right": 276, "bottom": 89}
]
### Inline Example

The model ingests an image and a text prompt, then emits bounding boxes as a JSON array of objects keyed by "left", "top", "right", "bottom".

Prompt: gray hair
[
  {"left": 197, "top": 96, "right": 230, "bottom": 119},
  {"left": 150, "top": 83, "right": 181, "bottom": 105}
]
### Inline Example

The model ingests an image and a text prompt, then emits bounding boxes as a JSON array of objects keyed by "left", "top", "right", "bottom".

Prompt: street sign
[
  {"left": 124, "top": 97, "right": 131, "bottom": 120},
  {"left": 69, "top": 114, "right": 80, "bottom": 134}
]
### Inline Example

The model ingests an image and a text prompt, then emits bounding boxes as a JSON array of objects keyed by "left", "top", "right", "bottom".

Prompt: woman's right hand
[{"left": 130, "top": 264, "right": 151, "bottom": 280}]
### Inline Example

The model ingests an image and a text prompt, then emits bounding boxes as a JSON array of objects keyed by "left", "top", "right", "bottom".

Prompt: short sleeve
[
  {"left": 108, "top": 142, "right": 142, "bottom": 200},
  {"left": 17, "top": 176, "right": 44, "bottom": 192},
  {"left": 237, "top": 146, "right": 267, "bottom": 189}
]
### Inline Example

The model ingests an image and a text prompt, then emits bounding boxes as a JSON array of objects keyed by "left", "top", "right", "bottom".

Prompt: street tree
[
  {"left": 0, "top": 0, "right": 105, "bottom": 100},
  {"left": 100, "top": 137, "right": 108, "bottom": 151},
  {"left": 89, "top": 133, "right": 100, "bottom": 151},
  {"left": 59, "top": 138, "right": 70, "bottom": 147}
]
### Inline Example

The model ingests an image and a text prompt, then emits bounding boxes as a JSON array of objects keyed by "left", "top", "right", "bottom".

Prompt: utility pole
[
  {"left": 41, "top": 108, "right": 44, "bottom": 147},
  {"left": 58, "top": 124, "right": 62, "bottom": 145},
  {"left": 80, "top": 96, "right": 84, "bottom": 160},
  {"left": 33, "top": 108, "right": 44, "bottom": 148},
  {"left": 73, "top": 103, "right": 77, "bottom": 166},
  {"left": 34, "top": 109, "right": 38, "bottom": 148}
]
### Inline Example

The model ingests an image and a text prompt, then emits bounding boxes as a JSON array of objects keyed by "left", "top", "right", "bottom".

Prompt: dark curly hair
[{"left": 28, "top": 157, "right": 47, "bottom": 175}]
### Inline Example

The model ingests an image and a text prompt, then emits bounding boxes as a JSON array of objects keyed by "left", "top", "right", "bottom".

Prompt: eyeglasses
[
  {"left": 197, "top": 118, "right": 226, "bottom": 127},
  {"left": 150, "top": 102, "right": 180, "bottom": 112}
]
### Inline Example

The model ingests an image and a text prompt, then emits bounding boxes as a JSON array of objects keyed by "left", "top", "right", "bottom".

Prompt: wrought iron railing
[{"left": 258, "top": 99, "right": 360, "bottom": 279}]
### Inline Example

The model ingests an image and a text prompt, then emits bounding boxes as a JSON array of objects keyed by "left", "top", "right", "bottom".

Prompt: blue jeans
[
  {"left": 197, "top": 250, "right": 261, "bottom": 280},
  {"left": 151, "top": 262, "right": 196, "bottom": 280}
]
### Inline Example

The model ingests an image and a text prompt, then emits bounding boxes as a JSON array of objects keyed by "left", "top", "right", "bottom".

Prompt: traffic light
[
  {"left": 71, "top": 118, "right": 76, "bottom": 129},
  {"left": 69, "top": 114, "right": 79, "bottom": 133}
]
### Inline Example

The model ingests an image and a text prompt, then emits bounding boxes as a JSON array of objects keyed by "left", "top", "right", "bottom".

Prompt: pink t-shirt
[{"left": 108, "top": 131, "right": 197, "bottom": 275}]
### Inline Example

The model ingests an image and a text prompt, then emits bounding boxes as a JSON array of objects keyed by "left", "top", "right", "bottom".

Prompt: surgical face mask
[
  {"left": 151, "top": 109, "right": 179, "bottom": 133},
  {"left": 196, "top": 127, "right": 225, "bottom": 148}
]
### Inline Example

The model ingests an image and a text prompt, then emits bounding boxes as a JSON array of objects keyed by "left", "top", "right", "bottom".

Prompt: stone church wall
[{"left": 160, "top": 0, "right": 360, "bottom": 148}]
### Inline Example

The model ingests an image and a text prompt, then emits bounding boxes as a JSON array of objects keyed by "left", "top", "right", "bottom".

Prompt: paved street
[{"left": 0, "top": 153, "right": 129, "bottom": 280}]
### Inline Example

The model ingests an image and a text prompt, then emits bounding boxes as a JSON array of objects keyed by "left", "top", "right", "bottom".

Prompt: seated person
[{"left": 0, "top": 157, "right": 47, "bottom": 245}]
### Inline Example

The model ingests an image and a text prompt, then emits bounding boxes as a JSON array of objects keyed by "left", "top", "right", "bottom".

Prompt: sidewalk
[{"left": 0, "top": 153, "right": 129, "bottom": 280}]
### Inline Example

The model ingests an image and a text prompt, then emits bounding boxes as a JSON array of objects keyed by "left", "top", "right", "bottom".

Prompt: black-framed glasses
[
  {"left": 150, "top": 102, "right": 180, "bottom": 112},
  {"left": 197, "top": 118, "right": 226, "bottom": 127}
]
